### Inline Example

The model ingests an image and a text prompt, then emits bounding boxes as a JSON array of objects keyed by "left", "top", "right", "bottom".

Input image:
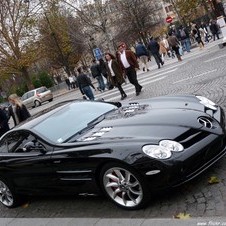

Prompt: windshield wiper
[{"left": 87, "top": 114, "right": 105, "bottom": 127}]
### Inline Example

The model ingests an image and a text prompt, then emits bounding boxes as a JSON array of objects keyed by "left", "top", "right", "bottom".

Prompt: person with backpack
[
  {"left": 135, "top": 41, "right": 150, "bottom": 72},
  {"left": 179, "top": 26, "right": 191, "bottom": 53}
]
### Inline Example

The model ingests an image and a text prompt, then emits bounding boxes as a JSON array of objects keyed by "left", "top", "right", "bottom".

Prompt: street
[{"left": 2, "top": 41, "right": 226, "bottom": 224}]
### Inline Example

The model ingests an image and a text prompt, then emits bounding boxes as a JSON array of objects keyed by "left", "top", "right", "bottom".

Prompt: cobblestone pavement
[{"left": 1, "top": 40, "right": 226, "bottom": 225}]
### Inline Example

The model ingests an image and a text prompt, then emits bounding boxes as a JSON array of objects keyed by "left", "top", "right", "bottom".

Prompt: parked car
[
  {"left": 21, "top": 86, "right": 53, "bottom": 108},
  {"left": 0, "top": 95, "right": 225, "bottom": 210}
]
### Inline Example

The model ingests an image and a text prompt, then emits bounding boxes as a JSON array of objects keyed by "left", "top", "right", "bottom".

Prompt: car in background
[
  {"left": 0, "top": 95, "right": 225, "bottom": 210},
  {"left": 21, "top": 86, "right": 53, "bottom": 108}
]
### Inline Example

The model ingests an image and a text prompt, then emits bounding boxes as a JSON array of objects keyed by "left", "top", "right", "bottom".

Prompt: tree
[
  {"left": 61, "top": 0, "right": 117, "bottom": 52},
  {"left": 114, "top": 0, "right": 161, "bottom": 46},
  {"left": 0, "top": 0, "right": 41, "bottom": 88},
  {"left": 38, "top": 0, "right": 86, "bottom": 76},
  {"left": 163, "top": 0, "right": 212, "bottom": 25}
]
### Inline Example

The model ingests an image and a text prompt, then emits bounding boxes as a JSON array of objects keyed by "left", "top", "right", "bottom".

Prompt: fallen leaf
[
  {"left": 174, "top": 212, "right": 191, "bottom": 219},
  {"left": 208, "top": 176, "right": 220, "bottom": 184},
  {"left": 21, "top": 203, "right": 29, "bottom": 208}
]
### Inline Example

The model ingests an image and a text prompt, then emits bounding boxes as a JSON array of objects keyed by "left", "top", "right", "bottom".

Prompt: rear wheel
[
  {"left": 0, "top": 178, "right": 20, "bottom": 208},
  {"left": 34, "top": 100, "right": 41, "bottom": 107},
  {"left": 100, "top": 162, "right": 150, "bottom": 210}
]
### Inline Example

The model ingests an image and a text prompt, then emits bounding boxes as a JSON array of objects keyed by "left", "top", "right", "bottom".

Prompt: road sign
[
  {"left": 166, "top": 16, "right": 173, "bottom": 23},
  {"left": 93, "top": 48, "right": 103, "bottom": 60}
]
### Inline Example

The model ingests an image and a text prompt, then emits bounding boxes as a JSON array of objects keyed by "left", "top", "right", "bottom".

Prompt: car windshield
[{"left": 33, "top": 101, "right": 117, "bottom": 143}]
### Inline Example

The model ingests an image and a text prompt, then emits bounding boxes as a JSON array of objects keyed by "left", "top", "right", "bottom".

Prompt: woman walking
[
  {"left": 105, "top": 52, "right": 127, "bottom": 100},
  {"left": 8, "top": 93, "right": 31, "bottom": 127}
]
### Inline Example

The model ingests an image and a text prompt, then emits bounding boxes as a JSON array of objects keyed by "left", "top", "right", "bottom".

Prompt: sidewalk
[{"left": 2, "top": 217, "right": 226, "bottom": 226}]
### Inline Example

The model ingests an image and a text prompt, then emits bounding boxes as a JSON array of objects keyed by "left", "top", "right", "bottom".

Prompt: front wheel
[
  {"left": 100, "top": 163, "right": 150, "bottom": 210},
  {"left": 34, "top": 100, "right": 41, "bottom": 107},
  {"left": 0, "top": 178, "right": 20, "bottom": 208}
]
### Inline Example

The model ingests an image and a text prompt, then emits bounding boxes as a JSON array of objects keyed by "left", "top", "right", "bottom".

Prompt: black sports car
[{"left": 0, "top": 95, "right": 225, "bottom": 210}]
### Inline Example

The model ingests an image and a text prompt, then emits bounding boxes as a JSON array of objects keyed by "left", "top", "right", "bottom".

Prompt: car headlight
[
  {"left": 196, "top": 96, "right": 217, "bottom": 110},
  {"left": 142, "top": 140, "right": 184, "bottom": 159},
  {"left": 159, "top": 140, "right": 184, "bottom": 152},
  {"left": 142, "top": 145, "right": 172, "bottom": 159}
]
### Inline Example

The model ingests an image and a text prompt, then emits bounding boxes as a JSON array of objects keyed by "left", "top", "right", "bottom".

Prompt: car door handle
[{"left": 53, "top": 160, "right": 61, "bottom": 164}]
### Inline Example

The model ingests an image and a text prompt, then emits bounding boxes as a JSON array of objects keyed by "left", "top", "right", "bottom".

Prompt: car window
[
  {"left": 21, "top": 93, "right": 28, "bottom": 100},
  {"left": 27, "top": 91, "right": 35, "bottom": 98},
  {"left": 37, "top": 87, "right": 47, "bottom": 93},
  {"left": 0, "top": 131, "right": 43, "bottom": 153}
]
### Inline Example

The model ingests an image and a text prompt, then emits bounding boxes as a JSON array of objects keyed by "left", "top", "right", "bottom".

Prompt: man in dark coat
[
  {"left": 0, "top": 108, "right": 10, "bottom": 137},
  {"left": 117, "top": 42, "right": 143, "bottom": 96},
  {"left": 147, "top": 37, "right": 164, "bottom": 69},
  {"left": 209, "top": 19, "right": 220, "bottom": 41},
  {"left": 135, "top": 42, "right": 149, "bottom": 72},
  {"left": 90, "top": 59, "right": 105, "bottom": 92}
]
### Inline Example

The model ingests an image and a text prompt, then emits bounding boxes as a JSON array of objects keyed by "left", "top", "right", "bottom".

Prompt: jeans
[
  {"left": 153, "top": 53, "right": 164, "bottom": 68},
  {"left": 181, "top": 38, "right": 191, "bottom": 52},
  {"left": 82, "top": 86, "right": 94, "bottom": 100},
  {"left": 96, "top": 75, "right": 105, "bottom": 91}
]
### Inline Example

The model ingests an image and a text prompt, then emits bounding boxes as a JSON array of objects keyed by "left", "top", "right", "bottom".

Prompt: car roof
[{"left": 23, "top": 86, "right": 47, "bottom": 94}]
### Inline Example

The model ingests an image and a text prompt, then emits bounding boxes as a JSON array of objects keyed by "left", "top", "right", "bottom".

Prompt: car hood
[{"left": 80, "top": 96, "right": 222, "bottom": 142}]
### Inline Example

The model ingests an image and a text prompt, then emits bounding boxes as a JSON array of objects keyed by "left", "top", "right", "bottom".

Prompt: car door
[
  {"left": 50, "top": 144, "right": 100, "bottom": 194},
  {"left": 0, "top": 130, "right": 56, "bottom": 194},
  {"left": 26, "top": 91, "right": 35, "bottom": 108}
]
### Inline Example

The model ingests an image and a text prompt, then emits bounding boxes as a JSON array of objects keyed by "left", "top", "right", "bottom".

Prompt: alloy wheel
[
  {"left": 103, "top": 167, "right": 143, "bottom": 208},
  {"left": 0, "top": 180, "right": 14, "bottom": 207}
]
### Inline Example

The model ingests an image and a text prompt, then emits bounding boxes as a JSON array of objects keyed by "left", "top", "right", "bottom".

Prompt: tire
[
  {"left": 0, "top": 178, "right": 21, "bottom": 208},
  {"left": 100, "top": 162, "right": 150, "bottom": 210},
  {"left": 34, "top": 100, "right": 41, "bottom": 107}
]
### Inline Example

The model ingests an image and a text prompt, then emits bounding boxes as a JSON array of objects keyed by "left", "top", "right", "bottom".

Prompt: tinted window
[
  {"left": 33, "top": 102, "right": 117, "bottom": 143},
  {"left": 0, "top": 131, "right": 44, "bottom": 153},
  {"left": 0, "top": 131, "right": 26, "bottom": 153}
]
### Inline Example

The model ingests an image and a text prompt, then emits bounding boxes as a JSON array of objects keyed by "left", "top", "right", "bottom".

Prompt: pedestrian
[
  {"left": 191, "top": 23, "right": 204, "bottom": 49},
  {"left": 209, "top": 19, "right": 220, "bottom": 41},
  {"left": 98, "top": 58, "right": 110, "bottom": 89},
  {"left": 68, "top": 76, "right": 75, "bottom": 89},
  {"left": 200, "top": 21, "right": 210, "bottom": 43},
  {"left": 105, "top": 52, "right": 127, "bottom": 100},
  {"left": 0, "top": 108, "right": 10, "bottom": 137},
  {"left": 90, "top": 59, "right": 105, "bottom": 92},
  {"left": 8, "top": 93, "right": 31, "bottom": 127},
  {"left": 77, "top": 67, "right": 96, "bottom": 100},
  {"left": 158, "top": 37, "right": 168, "bottom": 62},
  {"left": 167, "top": 32, "right": 182, "bottom": 61},
  {"left": 147, "top": 37, "right": 164, "bottom": 69},
  {"left": 117, "top": 42, "right": 143, "bottom": 96},
  {"left": 178, "top": 25, "right": 191, "bottom": 52},
  {"left": 65, "top": 77, "right": 71, "bottom": 90},
  {"left": 135, "top": 41, "right": 150, "bottom": 72}
]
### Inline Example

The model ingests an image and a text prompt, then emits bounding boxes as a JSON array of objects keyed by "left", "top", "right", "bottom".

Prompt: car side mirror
[{"left": 23, "top": 141, "right": 47, "bottom": 153}]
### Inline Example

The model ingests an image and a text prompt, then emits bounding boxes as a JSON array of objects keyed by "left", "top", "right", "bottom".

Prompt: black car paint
[{"left": 0, "top": 95, "right": 225, "bottom": 199}]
